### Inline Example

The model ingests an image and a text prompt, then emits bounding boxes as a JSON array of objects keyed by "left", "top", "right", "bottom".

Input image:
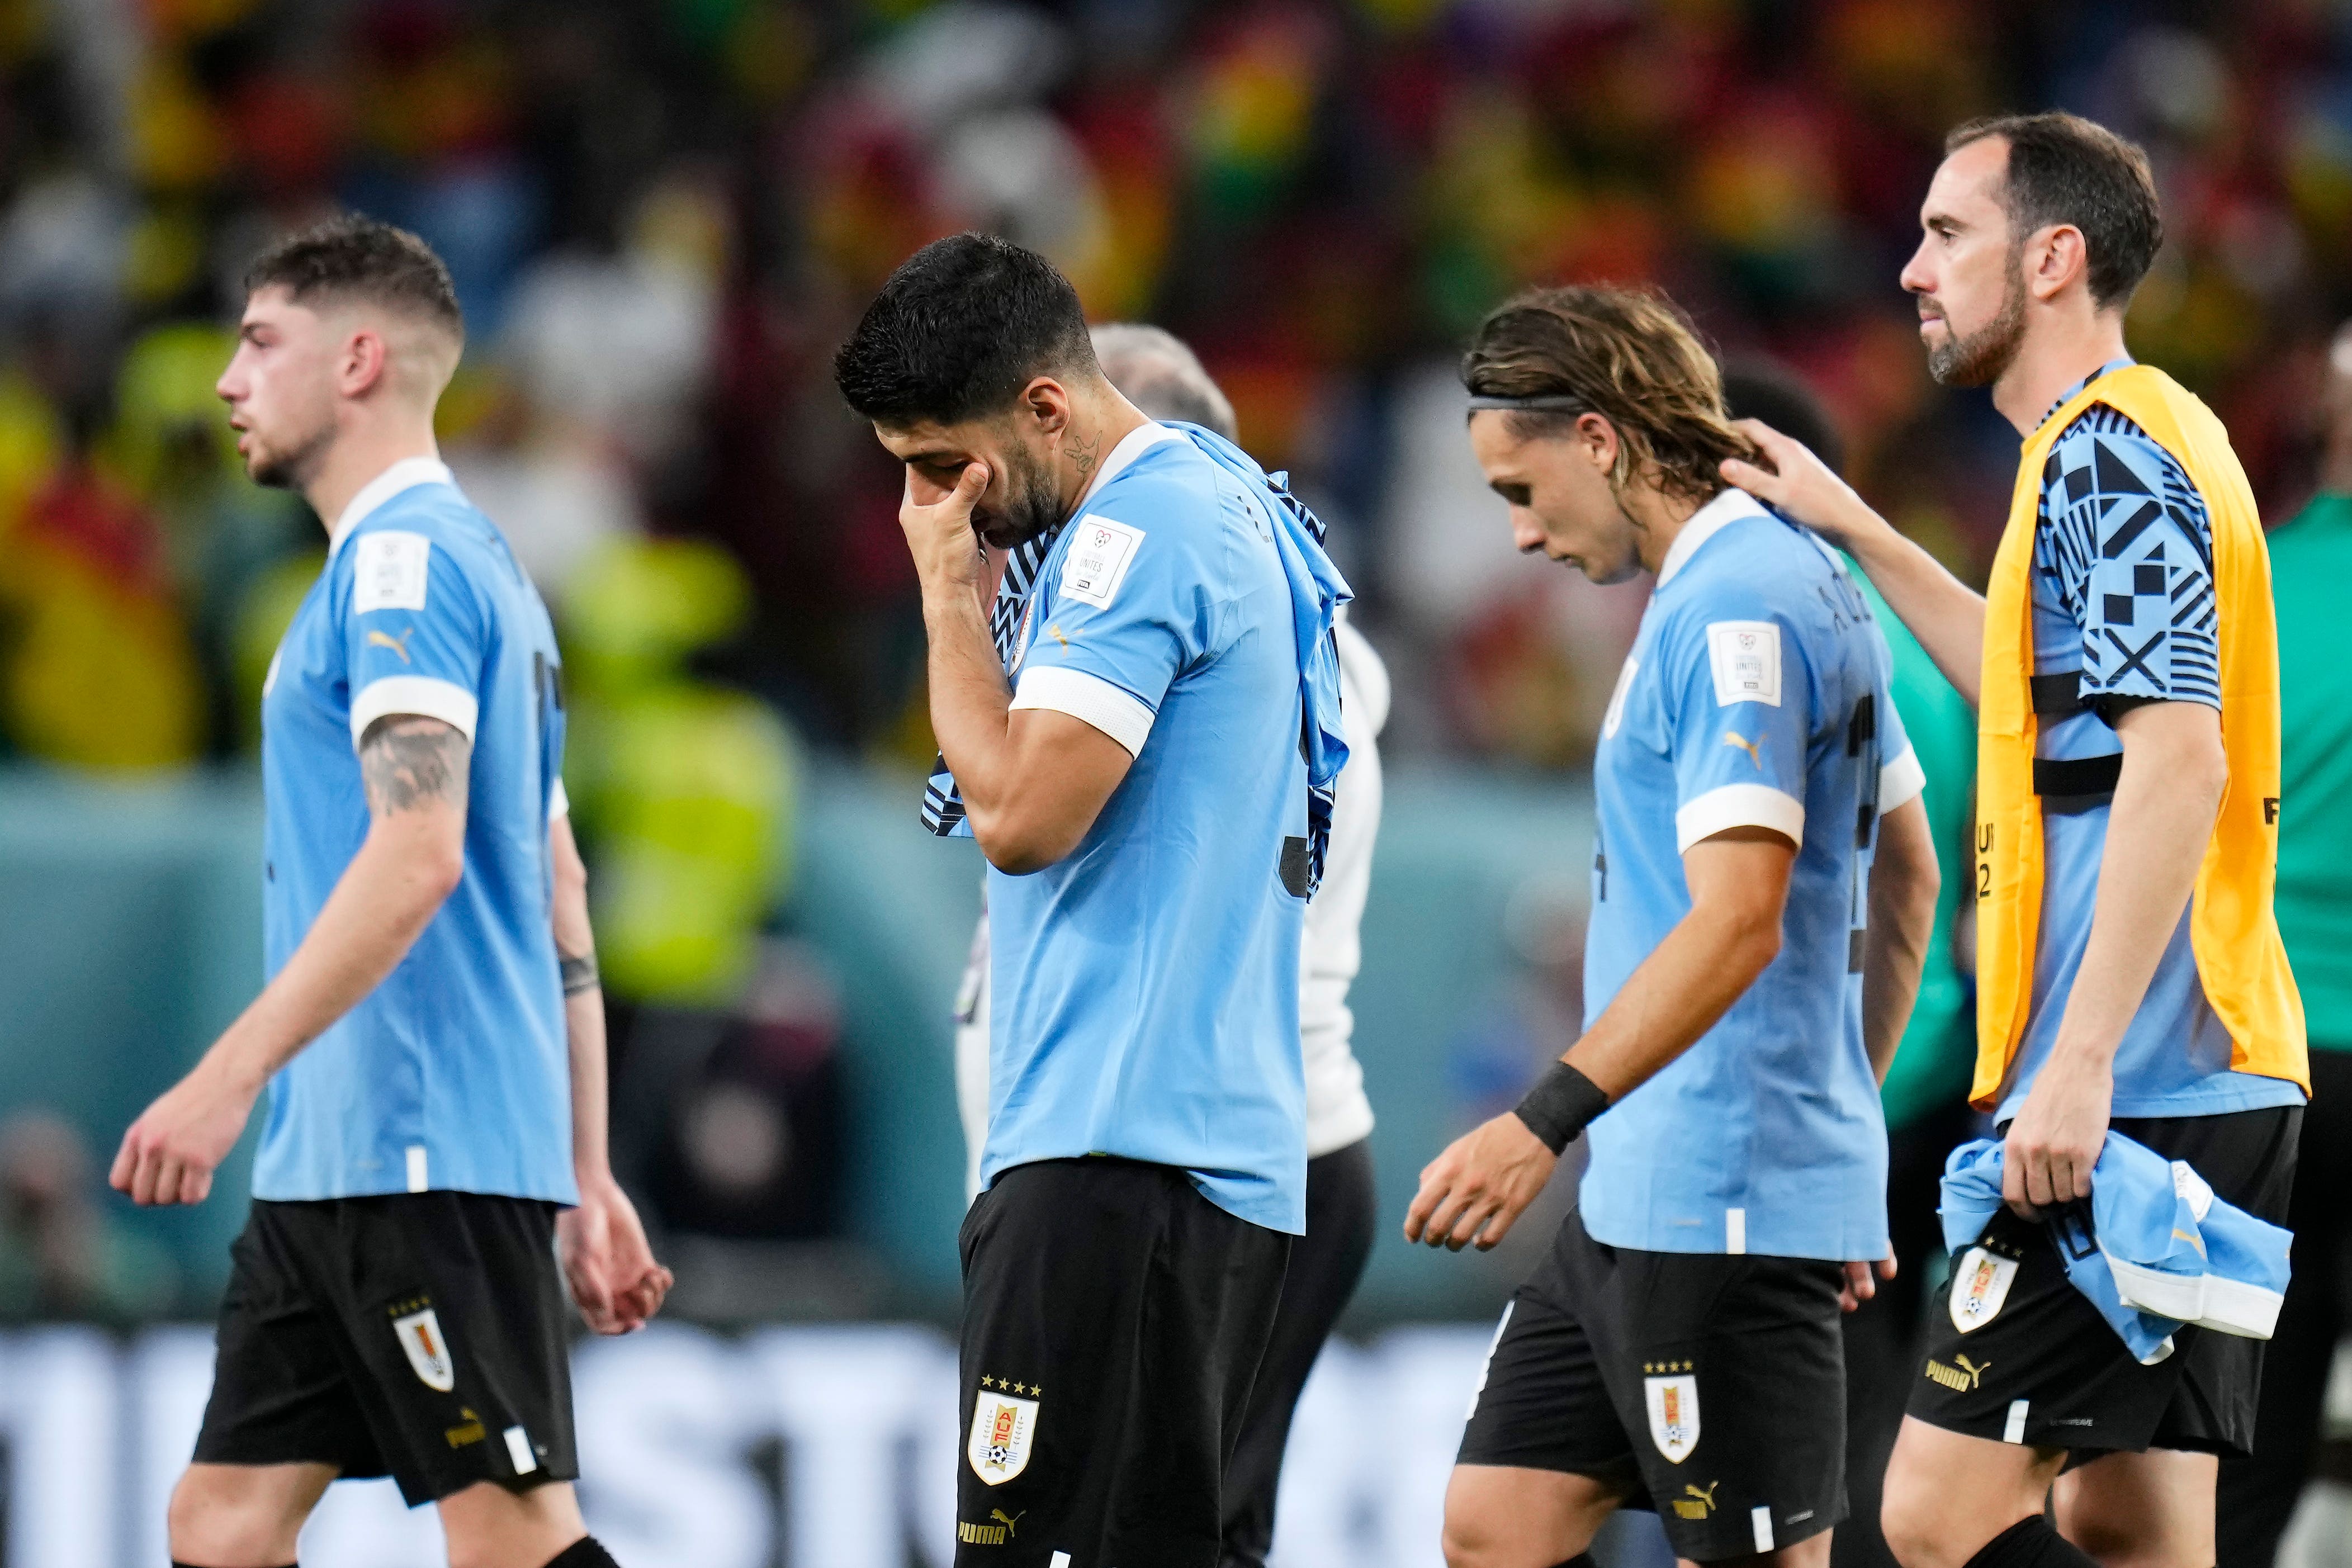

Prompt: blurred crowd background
[{"left": 1, "top": 0, "right": 2350, "bottom": 1556}]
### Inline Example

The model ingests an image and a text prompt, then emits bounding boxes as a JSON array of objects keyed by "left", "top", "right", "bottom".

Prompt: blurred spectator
[
  {"left": 0, "top": 1112, "right": 175, "bottom": 1321},
  {"left": 561, "top": 535, "right": 797, "bottom": 1006},
  {"left": 2217, "top": 321, "right": 2352, "bottom": 1568},
  {"left": 0, "top": 1, "right": 2340, "bottom": 771}
]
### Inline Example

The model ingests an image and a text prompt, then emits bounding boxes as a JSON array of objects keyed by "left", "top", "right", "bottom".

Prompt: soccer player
[
  {"left": 1723, "top": 113, "right": 2308, "bottom": 1568},
  {"left": 110, "top": 216, "right": 669, "bottom": 1568},
  {"left": 1407, "top": 285, "right": 1941, "bottom": 1568},
  {"left": 833, "top": 234, "right": 1350, "bottom": 1568},
  {"left": 946, "top": 322, "right": 1385, "bottom": 1568}
]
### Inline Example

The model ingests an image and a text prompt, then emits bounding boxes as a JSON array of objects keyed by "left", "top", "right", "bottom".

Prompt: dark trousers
[
  {"left": 1833, "top": 1102, "right": 1979, "bottom": 1568},
  {"left": 1219, "top": 1138, "right": 1378, "bottom": 1568},
  {"left": 2218, "top": 1048, "right": 2352, "bottom": 1568}
]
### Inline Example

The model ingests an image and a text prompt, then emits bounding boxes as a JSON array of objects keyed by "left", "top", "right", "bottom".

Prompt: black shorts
[
  {"left": 193, "top": 1192, "right": 577, "bottom": 1506},
  {"left": 1457, "top": 1208, "right": 1849, "bottom": 1562},
  {"left": 1909, "top": 1105, "right": 2299, "bottom": 1460},
  {"left": 956, "top": 1157, "right": 1290, "bottom": 1567}
]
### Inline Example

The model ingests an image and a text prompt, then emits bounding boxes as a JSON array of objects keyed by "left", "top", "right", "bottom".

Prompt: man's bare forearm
[
  {"left": 2047, "top": 704, "right": 2226, "bottom": 1071},
  {"left": 550, "top": 813, "right": 613, "bottom": 1182},
  {"left": 206, "top": 721, "right": 468, "bottom": 1089},
  {"left": 1842, "top": 526, "right": 1987, "bottom": 704},
  {"left": 921, "top": 576, "right": 1019, "bottom": 813},
  {"left": 1862, "top": 797, "right": 1939, "bottom": 1082},
  {"left": 1564, "top": 837, "right": 1791, "bottom": 1098}
]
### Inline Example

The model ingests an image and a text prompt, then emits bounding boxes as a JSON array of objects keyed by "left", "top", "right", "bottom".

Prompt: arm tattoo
[
  {"left": 359, "top": 717, "right": 472, "bottom": 816},
  {"left": 559, "top": 951, "right": 600, "bottom": 996}
]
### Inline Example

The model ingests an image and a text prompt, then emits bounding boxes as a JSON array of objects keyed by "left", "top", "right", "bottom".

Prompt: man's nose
[{"left": 1512, "top": 513, "right": 1548, "bottom": 554}]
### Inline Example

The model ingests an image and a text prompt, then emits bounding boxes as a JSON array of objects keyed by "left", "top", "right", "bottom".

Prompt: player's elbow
[
  {"left": 417, "top": 840, "right": 466, "bottom": 901},
  {"left": 971, "top": 805, "right": 1086, "bottom": 875}
]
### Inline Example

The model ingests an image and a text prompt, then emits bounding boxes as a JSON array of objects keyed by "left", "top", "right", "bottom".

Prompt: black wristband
[{"left": 1512, "top": 1062, "right": 1610, "bottom": 1155}]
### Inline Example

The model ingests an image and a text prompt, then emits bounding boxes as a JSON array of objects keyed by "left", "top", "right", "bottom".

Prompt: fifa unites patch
[
  {"left": 1706, "top": 620, "right": 1782, "bottom": 707},
  {"left": 967, "top": 1376, "right": 1040, "bottom": 1485}
]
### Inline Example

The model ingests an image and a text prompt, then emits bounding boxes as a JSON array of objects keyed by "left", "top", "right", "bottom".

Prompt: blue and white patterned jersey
[{"left": 2001, "top": 361, "right": 2306, "bottom": 1121}]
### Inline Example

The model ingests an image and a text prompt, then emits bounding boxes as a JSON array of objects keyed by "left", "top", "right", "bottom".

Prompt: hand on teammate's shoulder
[{"left": 1720, "top": 418, "right": 1884, "bottom": 552}]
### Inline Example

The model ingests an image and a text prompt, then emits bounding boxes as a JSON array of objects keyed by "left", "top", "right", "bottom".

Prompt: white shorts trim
[
  {"left": 350, "top": 675, "right": 479, "bottom": 747},
  {"left": 1880, "top": 745, "right": 1928, "bottom": 813},
  {"left": 1676, "top": 783, "right": 1806, "bottom": 852},
  {"left": 1011, "top": 666, "right": 1156, "bottom": 757},
  {"left": 548, "top": 777, "right": 570, "bottom": 819}
]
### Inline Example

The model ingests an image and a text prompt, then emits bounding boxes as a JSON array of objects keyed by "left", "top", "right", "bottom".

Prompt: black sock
[
  {"left": 542, "top": 1537, "right": 622, "bottom": 1568},
  {"left": 1963, "top": 1515, "right": 2102, "bottom": 1568}
]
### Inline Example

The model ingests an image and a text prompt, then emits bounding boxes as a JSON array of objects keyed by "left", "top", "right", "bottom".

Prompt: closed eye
[{"left": 1490, "top": 481, "right": 1531, "bottom": 506}]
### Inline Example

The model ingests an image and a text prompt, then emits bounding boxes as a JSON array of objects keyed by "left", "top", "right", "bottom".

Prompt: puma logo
[
  {"left": 1926, "top": 1353, "right": 1992, "bottom": 1392},
  {"left": 991, "top": 1509, "right": 1025, "bottom": 1537},
  {"left": 367, "top": 628, "right": 415, "bottom": 664},
  {"left": 1671, "top": 1480, "right": 1721, "bottom": 1519},
  {"left": 1721, "top": 730, "right": 1763, "bottom": 768}
]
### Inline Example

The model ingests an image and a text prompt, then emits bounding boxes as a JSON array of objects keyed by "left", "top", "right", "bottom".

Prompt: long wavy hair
[{"left": 1460, "top": 285, "right": 1760, "bottom": 505}]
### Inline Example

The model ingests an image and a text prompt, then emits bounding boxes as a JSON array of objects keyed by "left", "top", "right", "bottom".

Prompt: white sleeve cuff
[
  {"left": 1010, "top": 666, "right": 1156, "bottom": 757},
  {"left": 349, "top": 675, "right": 479, "bottom": 748},
  {"left": 1879, "top": 746, "right": 1928, "bottom": 813},
  {"left": 1676, "top": 783, "right": 1806, "bottom": 852},
  {"left": 548, "top": 777, "right": 570, "bottom": 819}
]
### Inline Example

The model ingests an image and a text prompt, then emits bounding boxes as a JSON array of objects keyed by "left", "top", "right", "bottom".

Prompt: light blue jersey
[
  {"left": 254, "top": 457, "right": 575, "bottom": 1205},
  {"left": 983, "top": 424, "right": 1312, "bottom": 1234},
  {"left": 1580, "top": 490, "right": 1922, "bottom": 1262},
  {"left": 2002, "top": 361, "right": 2306, "bottom": 1122}
]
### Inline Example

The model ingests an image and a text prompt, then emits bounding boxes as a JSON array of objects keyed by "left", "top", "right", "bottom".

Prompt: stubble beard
[
  {"left": 247, "top": 413, "right": 337, "bottom": 495},
  {"left": 1925, "top": 254, "right": 2028, "bottom": 389},
  {"left": 977, "top": 440, "right": 1066, "bottom": 551}
]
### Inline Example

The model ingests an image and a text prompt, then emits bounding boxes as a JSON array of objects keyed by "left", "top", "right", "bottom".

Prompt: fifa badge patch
[
  {"left": 1949, "top": 1245, "right": 2018, "bottom": 1334},
  {"left": 967, "top": 1386, "right": 1039, "bottom": 1485},
  {"left": 1643, "top": 1372, "right": 1701, "bottom": 1463},
  {"left": 353, "top": 529, "right": 432, "bottom": 614},
  {"left": 391, "top": 1304, "right": 456, "bottom": 1392},
  {"left": 1706, "top": 620, "right": 1782, "bottom": 707},
  {"left": 1059, "top": 518, "right": 1144, "bottom": 608}
]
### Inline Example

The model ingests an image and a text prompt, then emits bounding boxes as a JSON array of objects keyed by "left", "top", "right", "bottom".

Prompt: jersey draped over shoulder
[
  {"left": 1580, "top": 490, "right": 1918, "bottom": 1263},
  {"left": 255, "top": 458, "right": 576, "bottom": 1205}
]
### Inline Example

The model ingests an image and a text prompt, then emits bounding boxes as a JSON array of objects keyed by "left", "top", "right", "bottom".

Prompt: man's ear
[
  {"left": 1577, "top": 410, "right": 1621, "bottom": 475},
  {"left": 338, "top": 326, "right": 392, "bottom": 399},
  {"left": 1020, "top": 376, "right": 1073, "bottom": 435},
  {"left": 2027, "top": 223, "right": 2090, "bottom": 304}
]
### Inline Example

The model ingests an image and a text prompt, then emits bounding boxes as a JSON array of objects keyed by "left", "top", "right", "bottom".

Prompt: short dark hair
[
  {"left": 1946, "top": 112, "right": 2162, "bottom": 310},
  {"left": 834, "top": 233, "right": 1099, "bottom": 427},
  {"left": 1461, "top": 284, "right": 1756, "bottom": 503},
  {"left": 243, "top": 214, "right": 463, "bottom": 337}
]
